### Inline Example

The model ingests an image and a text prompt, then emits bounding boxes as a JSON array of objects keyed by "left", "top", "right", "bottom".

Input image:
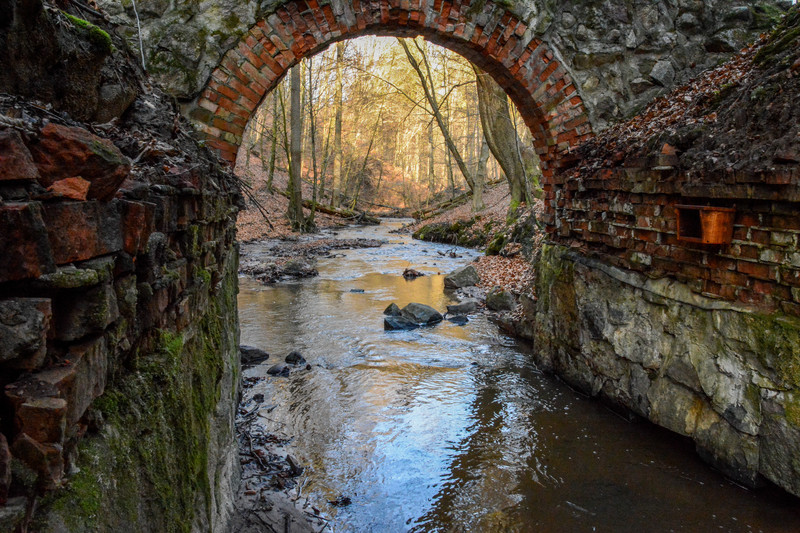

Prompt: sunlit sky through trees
[{"left": 239, "top": 36, "right": 539, "bottom": 211}]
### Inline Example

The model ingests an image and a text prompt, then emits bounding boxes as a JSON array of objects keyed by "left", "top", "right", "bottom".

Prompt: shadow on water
[{"left": 239, "top": 219, "right": 800, "bottom": 532}]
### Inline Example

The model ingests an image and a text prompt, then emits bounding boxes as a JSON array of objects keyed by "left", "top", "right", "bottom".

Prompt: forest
[{"left": 237, "top": 36, "right": 543, "bottom": 231}]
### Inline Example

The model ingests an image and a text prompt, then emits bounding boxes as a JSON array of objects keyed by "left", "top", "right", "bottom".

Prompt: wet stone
[
  {"left": 0, "top": 433, "right": 10, "bottom": 505},
  {"left": 267, "top": 363, "right": 290, "bottom": 377},
  {"left": 400, "top": 303, "right": 443, "bottom": 325},
  {"left": 285, "top": 351, "right": 306, "bottom": 366},
  {"left": 384, "top": 315, "right": 420, "bottom": 331},
  {"left": 240, "top": 345, "right": 269, "bottom": 366},
  {"left": 446, "top": 298, "right": 479, "bottom": 315},
  {"left": 383, "top": 303, "right": 401, "bottom": 316}
]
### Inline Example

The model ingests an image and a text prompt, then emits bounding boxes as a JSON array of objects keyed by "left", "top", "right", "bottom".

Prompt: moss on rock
[
  {"left": 33, "top": 258, "right": 239, "bottom": 533},
  {"left": 62, "top": 13, "right": 114, "bottom": 54}
]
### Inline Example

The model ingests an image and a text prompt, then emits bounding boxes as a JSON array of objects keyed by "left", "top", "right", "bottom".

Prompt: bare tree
[
  {"left": 287, "top": 65, "right": 305, "bottom": 230},
  {"left": 472, "top": 64, "right": 538, "bottom": 212},
  {"left": 398, "top": 38, "right": 482, "bottom": 211}
]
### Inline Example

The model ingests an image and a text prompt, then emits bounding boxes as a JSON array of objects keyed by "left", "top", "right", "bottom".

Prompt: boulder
[
  {"left": 446, "top": 299, "right": 479, "bottom": 315},
  {"left": 444, "top": 265, "right": 480, "bottom": 289},
  {"left": 384, "top": 316, "right": 420, "bottom": 331},
  {"left": 46, "top": 177, "right": 91, "bottom": 200},
  {"left": 53, "top": 282, "right": 119, "bottom": 342},
  {"left": 267, "top": 363, "right": 290, "bottom": 376},
  {"left": 27, "top": 123, "right": 131, "bottom": 201},
  {"left": 16, "top": 397, "right": 68, "bottom": 444},
  {"left": 383, "top": 303, "right": 401, "bottom": 316},
  {"left": 282, "top": 257, "right": 317, "bottom": 278},
  {"left": 486, "top": 288, "right": 516, "bottom": 311},
  {"left": 400, "top": 303, "right": 443, "bottom": 325},
  {"left": 285, "top": 351, "right": 306, "bottom": 366},
  {"left": 240, "top": 345, "right": 269, "bottom": 366},
  {"left": 447, "top": 315, "right": 469, "bottom": 326}
]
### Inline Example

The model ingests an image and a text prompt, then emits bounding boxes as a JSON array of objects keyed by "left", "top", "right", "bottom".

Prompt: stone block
[
  {"left": 0, "top": 203, "right": 56, "bottom": 282},
  {"left": 0, "top": 433, "right": 10, "bottom": 505},
  {"left": 26, "top": 123, "right": 131, "bottom": 201},
  {"left": 120, "top": 200, "right": 155, "bottom": 255},
  {"left": 41, "top": 201, "right": 123, "bottom": 264},
  {"left": 0, "top": 130, "right": 39, "bottom": 182},
  {"left": 33, "top": 266, "right": 101, "bottom": 290},
  {"left": 5, "top": 378, "right": 60, "bottom": 412},
  {"left": 53, "top": 282, "right": 119, "bottom": 342},
  {"left": 11, "top": 433, "right": 64, "bottom": 489},
  {"left": 36, "top": 337, "right": 108, "bottom": 432},
  {"left": 0, "top": 298, "right": 52, "bottom": 370},
  {"left": 16, "top": 397, "right": 68, "bottom": 444}
]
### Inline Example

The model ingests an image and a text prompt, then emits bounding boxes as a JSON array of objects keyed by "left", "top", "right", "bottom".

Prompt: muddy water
[{"left": 238, "top": 219, "right": 800, "bottom": 532}]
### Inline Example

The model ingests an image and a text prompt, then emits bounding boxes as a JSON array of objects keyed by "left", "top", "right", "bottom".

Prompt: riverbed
[{"left": 238, "top": 219, "right": 800, "bottom": 532}]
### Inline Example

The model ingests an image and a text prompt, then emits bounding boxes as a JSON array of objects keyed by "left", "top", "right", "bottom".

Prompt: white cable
[{"left": 131, "top": 0, "right": 146, "bottom": 71}]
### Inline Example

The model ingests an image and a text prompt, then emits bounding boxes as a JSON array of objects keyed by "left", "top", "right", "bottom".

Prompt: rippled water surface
[{"left": 239, "top": 219, "right": 800, "bottom": 532}]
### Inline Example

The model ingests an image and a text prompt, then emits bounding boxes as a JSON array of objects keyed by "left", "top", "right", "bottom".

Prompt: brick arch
[{"left": 188, "top": 0, "right": 593, "bottom": 184}]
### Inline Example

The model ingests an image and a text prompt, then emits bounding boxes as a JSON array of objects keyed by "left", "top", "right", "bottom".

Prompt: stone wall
[
  {"left": 527, "top": 9, "right": 800, "bottom": 497},
  {"left": 98, "top": 0, "right": 789, "bottom": 127},
  {"left": 533, "top": 244, "right": 800, "bottom": 496},
  {"left": 0, "top": 99, "right": 241, "bottom": 531}
]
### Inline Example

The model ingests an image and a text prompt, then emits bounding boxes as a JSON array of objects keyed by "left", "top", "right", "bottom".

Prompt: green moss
[
  {"left": 708, "top": 81, "right": 739, "bottom": 108},
  {"left": 222, "top": 13, "right": 241, "bottom": 31},
  {"left": 785, "top": 394, "right": 800, "bottom": 427},
  {"left": 413, "top": 217, "right": 488, "bottom": 248},
  {"left": 535, "top": 244, "right": 573, "bottom": 310},
  {"left": 195, "top": 265, "right": 212, "bottom": 285},
  {"left": 62, "top": 12, "right": 113, "bottom": 54},
  {"left": 752, "top": 3, "right": 787, "bottom": 30},
  {"left": 486, "top": 233, "right": 508, "bottom": 256},
  {"left": 754, "top": 7, "right": 800, "bottom": 67},
  {"left": 748, "top": 313, "right": 800, "bottom": 388},
  {"left": 34, "top": 256, "right": 240, "bottom": 532}
]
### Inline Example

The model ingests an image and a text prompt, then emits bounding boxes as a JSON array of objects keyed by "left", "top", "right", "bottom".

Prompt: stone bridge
[
  {"left": 96, "top": 0, "right": 800, "bottom": 498},
  {"left": 102, "top": 0, "right": 786, "bottom": 166},
  {"left": 1, "top": 0, "right": 799, "bottom": 529}
]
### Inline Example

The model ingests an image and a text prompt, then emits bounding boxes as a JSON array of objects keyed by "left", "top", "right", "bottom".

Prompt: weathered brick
[
  {"left": 0, "top": 130, "right": 40, "bottom": 182},
  {"left": 40, "top": 201, "right": 123, "bottom": 264},
  {"left": 0, "top": 203, "right": 56, "bottom": 282}
]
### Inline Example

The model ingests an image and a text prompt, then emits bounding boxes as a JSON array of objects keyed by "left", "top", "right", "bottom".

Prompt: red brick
[
  {"left": 41, "top": 201, "right": 123, "bottom": 264},
  {"left": 737, "top": 260, "right": 777, "bottom": 281},
  {"left": 0, "top": 130, "right": 40, "bottom": 182}
]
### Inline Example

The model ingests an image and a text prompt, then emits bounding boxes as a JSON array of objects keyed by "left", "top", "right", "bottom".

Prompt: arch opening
[{"left": 187, "top": 0, "right": 593, "bottom": 188}]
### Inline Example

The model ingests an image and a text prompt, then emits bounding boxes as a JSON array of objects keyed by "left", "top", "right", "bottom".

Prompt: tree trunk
[
  {"left": 266, "top": 94, "right": 278, "bottom": 192},
  {"left": 473, "top": 139, "right": 489, "bottom": 211},
  {"left": 332, "top": 41, "right": 344, "bottom": 207},
  {"left": 287, "top": 65, "right": 305, "bottom": 230},
  {"left": 472, "top": 64, "right": 530, "bottom": 211}
]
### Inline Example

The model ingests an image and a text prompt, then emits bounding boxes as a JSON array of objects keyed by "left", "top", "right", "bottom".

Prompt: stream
[{"left": 238, "top": 219, "right": 800, "bottom": 532}]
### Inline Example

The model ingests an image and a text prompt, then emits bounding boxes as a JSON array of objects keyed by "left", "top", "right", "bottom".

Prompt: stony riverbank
[{"left": 239, "top": 236, "right": 384, "bottom": 283}]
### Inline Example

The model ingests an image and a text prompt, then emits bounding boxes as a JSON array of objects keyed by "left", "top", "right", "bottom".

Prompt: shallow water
[{"left": 239, "top": 219, "right": 800, "bottom": 532}]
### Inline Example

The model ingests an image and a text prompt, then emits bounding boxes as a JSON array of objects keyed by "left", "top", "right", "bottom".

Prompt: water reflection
[{"left": 238, "top": 220, "right": 800, "bottom": 532}]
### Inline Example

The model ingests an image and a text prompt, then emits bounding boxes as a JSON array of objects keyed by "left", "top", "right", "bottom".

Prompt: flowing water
[{"left": 238, "top": 219, "right": 800, "bottom": 532}]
